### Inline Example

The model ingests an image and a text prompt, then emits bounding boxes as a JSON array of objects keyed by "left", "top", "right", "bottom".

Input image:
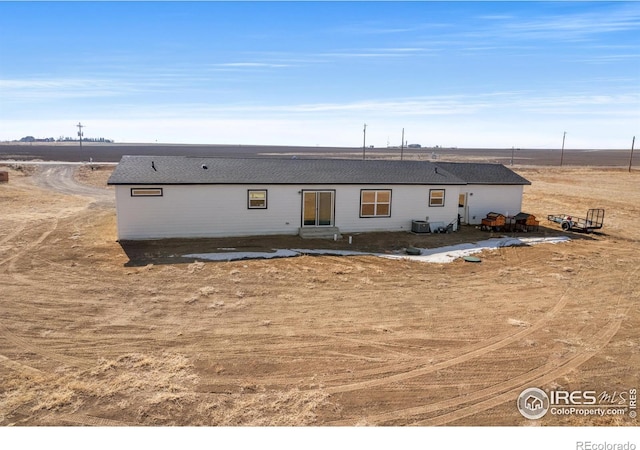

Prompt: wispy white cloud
[
  {"left": 98, "top": 95, "right": 491, "bottom": 119},
  {"left": 0, "top": 72, "right": 239, "bottom": 104},
  {"left": 572, "top": 53, "right": 640, "bottom": 64},
  {"left": 518, "top": 93, "right": 640, "bottom": 116},
  {"left": 477, "top": 15, "right": 514, "bottom": 21},
  {"left": 0, "top": 78, "right": 137, "bottom": 101},
  {"left": 262, "top": 97, "right": 484, "bottom": 116},
  {"left": 332, "top": 23, "right": 428, "bottom": 36},
  {"left": 319, "top": 46, "right": 435, "bottom": 59},
  {"left": 213, "top": 62, "right": 292, "bottom": 68},
  {"left": 88, "top": 90, "right": 639, "bottom": 121},
  {"left": 496, "top": 4, "right": 640, "bottom": 41},
  {"left": 202, "top": 47, "right": 436, "bottom": 65},
  {"left": 268, "top": 92, "right": 636, "bottom": 119}
]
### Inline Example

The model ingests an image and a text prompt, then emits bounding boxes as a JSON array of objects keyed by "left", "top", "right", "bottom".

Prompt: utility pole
[
  {"left": 400, "top": 128, "right": 405, "bottom": 161},
  {"left": 560, "top": 131, "right": 566, "bottom": 166},
  {"left": 77, "top": 122, "right": 84, "bottom": 150},
  {"left": 511, "top": 147, "right": 515, "bottom": 166},
  {"left": 362, "top": 123, "right": 367, "bottom": 160},
  {"left": 629, "top": 136, "right": 636, "bottom": 173}
]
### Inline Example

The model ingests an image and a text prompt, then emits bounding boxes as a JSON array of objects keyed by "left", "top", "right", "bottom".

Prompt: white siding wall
[
  {"left": 115, "top": 185, "right": 300, "bottom": 239},
  {"left": 334, "top": 185, "right": 460, "bottom": 233},
  {"left": 114, "top": 184, "right": 462, "bottom": 239},
  {"left": 462, "top": 185, "right": 525, "bottom": 224}
]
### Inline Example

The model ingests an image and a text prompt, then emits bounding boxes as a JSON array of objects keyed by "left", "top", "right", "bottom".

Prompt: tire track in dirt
[
  {"left": 0, "top": 321, "right": 91, "bottom": 369},
  {"left": 322, "top": 264, "right": 586, "bottom": 394},
  {"left": 331, "top": 259, "right": 637, "bottom": 425},
  {"left": 318, "top": 244, "right": 569, "bottom": 379},
  {"left": 0, "top": 353, "right": 43, "bottom": 375},
  {"left": 314, "top": 333, "right": 414, "bottom": 358},
  {"left": 339, "top": 316, "right": 624, "bottom": 425},
  {"left": 198, "top": 260, "right": 583, "bottom": 389},
  {"left": 0, "top": 217, "right": 93, "bottom": 368},
  {"left": 1, "top": 218, "right": 61, "bottom": 288},
  {"left": 1, "top": 164, "right": 106, "bottom": 291},
  {"left": 56, "top": 413, "right": 131, "bottom": 427},
  {"left": 0, "top": 168, "right": 102, "bottom": 276},
  {"left": 327, "top": 310, "right": 625, "bottom": 425},
  {"left": 0, "top": 176, "right": 97, "bottom": 377},
  {"left": 404, "top": 315, "right": 624, "bottom": 426},
  {"left": 0, "top": 223, "right": 26, "bottom": 246},
  {"left": 0, "top": 218, "right": 59, "bottom": 269},
  {"left": 197, "top": 248, "right": 587, "bottom": 389}
]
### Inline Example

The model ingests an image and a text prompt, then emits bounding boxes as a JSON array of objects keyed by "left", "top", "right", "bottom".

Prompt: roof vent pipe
[{"left": 202, "top": 164, "right": 208, "bottom": 170}]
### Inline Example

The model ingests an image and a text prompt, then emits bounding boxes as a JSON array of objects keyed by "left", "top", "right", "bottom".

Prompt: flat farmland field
[{"left": 0, "top": 163, "right": 638, "bottom": 426}]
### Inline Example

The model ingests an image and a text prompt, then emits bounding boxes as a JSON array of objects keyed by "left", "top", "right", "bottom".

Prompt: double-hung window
[
  {"left": 248, "top": 190, "right": 267, "bottom": 209},
  {"left": 429, "top": 189, "right": 445, "bottom": 207}
]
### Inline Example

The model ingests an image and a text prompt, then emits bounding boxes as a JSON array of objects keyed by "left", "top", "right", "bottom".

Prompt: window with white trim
[
  {"left": 429, "top": 189, "right": 445, "bottom": 207},
  {"left": 360, "top": 190, "right": 391, "bottom": 217},
  {"left": 131, "top": 188, "right": 163, "bottom": 197},
  {"left": 248, "top": 190, "right": 267, "bottom": 209}
]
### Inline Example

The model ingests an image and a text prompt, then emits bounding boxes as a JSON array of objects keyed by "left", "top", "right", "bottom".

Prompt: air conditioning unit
[{"left": 411, "top": 220, "right": 430, "bottom": 233}]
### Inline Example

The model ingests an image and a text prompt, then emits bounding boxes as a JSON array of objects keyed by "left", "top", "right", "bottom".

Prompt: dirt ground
[{"left": 0, "top": 162, "right": 638, "bottom": 426}]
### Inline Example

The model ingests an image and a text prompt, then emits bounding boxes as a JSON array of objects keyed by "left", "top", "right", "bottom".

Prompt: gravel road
[{"left": 29, "top": 164, "right": 114, "bottom": 206}]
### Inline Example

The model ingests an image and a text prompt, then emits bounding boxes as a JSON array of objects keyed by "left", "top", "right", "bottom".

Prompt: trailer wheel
[{"left": 561, "top": 221, "right": 571, "bottom": 231}]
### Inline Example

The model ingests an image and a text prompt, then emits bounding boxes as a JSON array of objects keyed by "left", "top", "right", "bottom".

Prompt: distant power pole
[
  {"left": 362, "top": 123, "right": 367, "bottom": 160},
  {"left": 560, "top": 131, "right": 566, "bottom": 166},
  {"left": 77, "top": 122, "right": 84, "bottom": 150},
  {"left": 401, "top": 128, "right": 405, "bottom": 161},
  {"left": 629, "top": 136, "right": 636, "bottom": 173}
]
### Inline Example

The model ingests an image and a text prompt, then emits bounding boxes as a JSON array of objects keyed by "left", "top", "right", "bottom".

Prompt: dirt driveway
[{"left": 0, "top": 163, "right": 638, "bottom": 426}]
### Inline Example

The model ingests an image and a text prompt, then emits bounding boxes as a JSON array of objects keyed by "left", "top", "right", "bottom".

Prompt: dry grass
[
  {"left": 1, "top": 353, "right": 197, "bottom": 424},
  {"left": 1, "top": 351, "right": 335, "bottom": 426}
]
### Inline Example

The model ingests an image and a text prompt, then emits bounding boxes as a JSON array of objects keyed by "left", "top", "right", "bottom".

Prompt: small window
[
  {"left": 360, "top": 190, "right": 391, "bottom": 217},
  {"left": 429, "top": 189, "right": 445, "bottom": 207},
  {"left": 458, "top": 194, "right": 465, "bottom": 208},
  {"left": 131, "top": 188, "right": 163, "bottom": 197},
  {"left": 248, "top": 190, "right": 267, "bottom": 209}
]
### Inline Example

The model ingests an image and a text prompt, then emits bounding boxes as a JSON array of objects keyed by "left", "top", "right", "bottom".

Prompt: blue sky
[{"left": 1, "top": 1, "right": 638, "bottom": 148}]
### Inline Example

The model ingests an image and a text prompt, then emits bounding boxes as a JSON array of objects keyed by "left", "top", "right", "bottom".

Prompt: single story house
[{"left": 107, "top": 156, "right": 530, "bottom": 240}]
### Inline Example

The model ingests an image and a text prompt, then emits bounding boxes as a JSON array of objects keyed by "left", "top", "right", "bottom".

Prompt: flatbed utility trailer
[{"left": 547, "top": 208, "right": 605, "bottom": 233}]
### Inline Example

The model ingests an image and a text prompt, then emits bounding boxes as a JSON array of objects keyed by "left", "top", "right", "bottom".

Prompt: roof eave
[{"left": 107, "top": 181, "right": 468, "bottom": 186}]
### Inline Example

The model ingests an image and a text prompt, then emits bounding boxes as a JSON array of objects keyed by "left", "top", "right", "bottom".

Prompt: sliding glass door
[{"left": 302, "top": 190, "right": 334, "bottom": 226}]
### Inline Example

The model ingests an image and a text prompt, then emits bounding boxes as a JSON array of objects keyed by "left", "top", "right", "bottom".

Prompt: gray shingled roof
[
  {"left": 434, "top": 162, "right": 531, "bottom": 185},
  {"left": 108, "top": 156, "right": 466, "bottom": 185},
  {"left": 107, "top": 156, "right": 530, "bottom": 186}
]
